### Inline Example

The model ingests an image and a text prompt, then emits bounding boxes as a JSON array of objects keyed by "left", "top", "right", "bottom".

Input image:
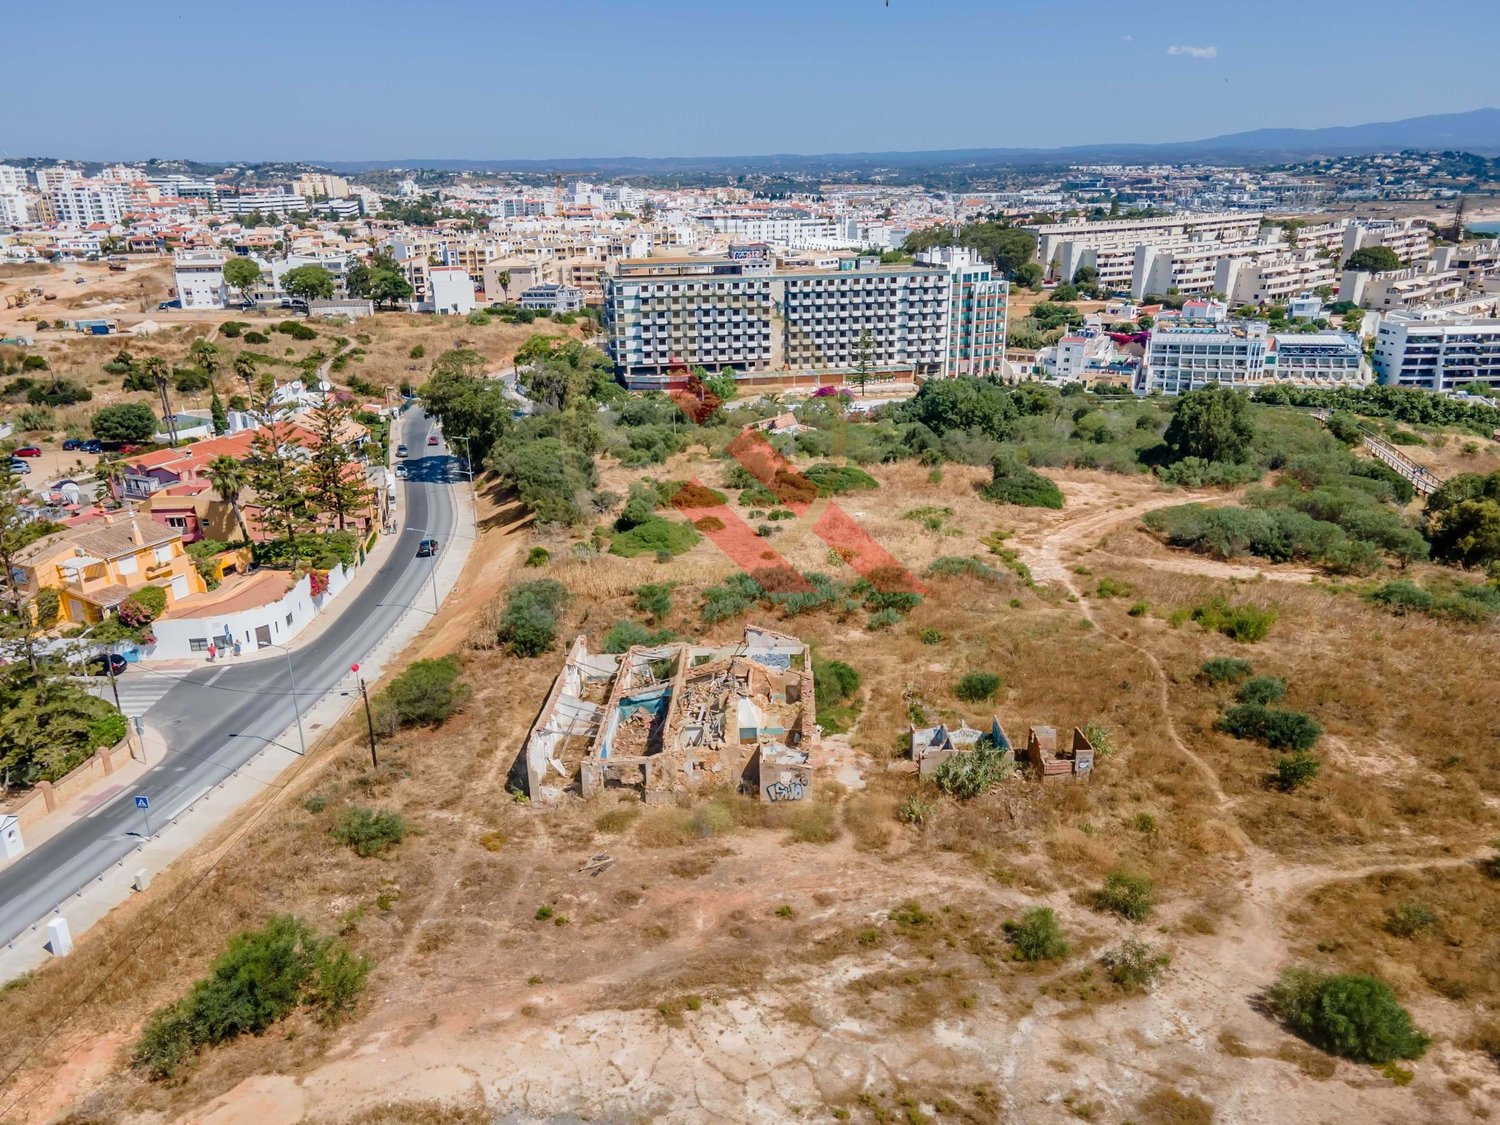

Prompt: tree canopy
[
  {"left": 281, "top": 265, "right": 336, "bottom": 301},
  {"left": 91, "top": 402, "right": 158, "bottom": 443},
  {"left": 1343, "top": 246, "right": 1403, "bottom": 273},
  {"left": 1162, "top": 385, "right": 1256, "bottom": 464},
  {"left": 223, "top": 257, "right": 262, "bottom": 293},
  {"left": 901, "top": 220, "right": 1038, "bottom": 279}
]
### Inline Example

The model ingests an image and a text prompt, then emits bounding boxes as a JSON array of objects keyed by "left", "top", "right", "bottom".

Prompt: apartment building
[
  {"left": 51, "top": 182, "right": 130, "bottom": 226},
  {"left": 1214, "top": 248, "right": 1338, "bottom": 306},
  {"left": 219, "top": 191, "right": 306, "bottom": 218},
  {"left": 1342, "top": 218, "right": 1430, "bottom": 266},
  {"left": 0, "top": 193, "right": 29, "bottom": 227},
  {"left": 1263, "top": 334, "right": 1366, "bottom": 386},
  {"left": 1131, "top": 240, "right": 1264, "bottom": 299},
  {"left": 1139, "top": 320, "right": 1268, "bottom": 394},
  {"left": 0, "top": 165, "right": 28, "bottom": 193},
  {"left": 1339, "top": 262, "right": 1465, "bottom": 309},
  {"left": 1432, "top": 239, "right": 1500, "bottom": 288},
  {"left": 519, "top": 283, "right": 584, "bottom": 312},
  {"left": 427, "top": 266, "right": 477, "bottom": 315},
  {"left": 605, "top": 256, "right": 955, "bottom": 389},
  {"left": 296, "top": 172, "right": 351, "bottom": 199},
  {"left": 172, "top": 250, "right": 228, "bottom": 309},
  {"left": 1374, "top": 311, "right": 1500, "bottom": 392},
  {"left": 1027, "top": 211, "right": 1263, "bottom": 288},
  {"left": 918, "top": 246, "right": 1008, "bottom": 378}
]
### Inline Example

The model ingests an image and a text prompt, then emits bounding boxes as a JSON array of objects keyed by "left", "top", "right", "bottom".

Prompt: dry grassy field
[{"left": 0, "top": 451, "right": 1497, "bottom": 1124}]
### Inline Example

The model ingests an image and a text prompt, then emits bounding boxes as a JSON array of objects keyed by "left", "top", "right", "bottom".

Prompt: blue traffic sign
[{"left": 134, "top": 796, "right": 149, "bottom": 809}]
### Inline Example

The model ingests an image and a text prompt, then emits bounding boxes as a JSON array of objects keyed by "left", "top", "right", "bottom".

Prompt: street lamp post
[
  {"left": 447, "top": 434, "right": 478, "bottom": 527},
  {"left": 352, "top": 663, "right": 378, "bottom": 768},
  {"left": 265, "top": 643, "right": 309, "bottom": 758}
]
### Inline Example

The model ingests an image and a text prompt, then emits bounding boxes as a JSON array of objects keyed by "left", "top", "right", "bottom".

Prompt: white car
[{"left": 394, "top": 463, "right": 409, "bottom": 479}]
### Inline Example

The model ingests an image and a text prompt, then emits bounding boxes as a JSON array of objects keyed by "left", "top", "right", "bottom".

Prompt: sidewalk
[
  {"left": 0, "top": 724, "right": 168, "bottom": 875},
  {"left": 0, "top": 465, "right": 476, "bottom": 980}
]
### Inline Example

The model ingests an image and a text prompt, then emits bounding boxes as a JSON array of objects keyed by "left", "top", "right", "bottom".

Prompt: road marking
[{"left": 204, "top": 668, "right": 229, "bottom": 687}]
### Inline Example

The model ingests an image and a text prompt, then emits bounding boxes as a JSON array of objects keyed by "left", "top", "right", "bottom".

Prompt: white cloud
[
  {"left": 1122, "top": 34, "right": 1133, "bottom": 42},
  {"left": 1167, "top": 44, "right": 1217, "bottom": 59}
]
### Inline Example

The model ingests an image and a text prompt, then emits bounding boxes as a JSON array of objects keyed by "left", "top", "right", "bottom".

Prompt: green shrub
[
  {"left": 376, "top": 655, "right": 469, "bottom": 728},
  {"left": 1200, "top": 657, "right": 1254, "bottom": 685},
  {"left": 803, "top": 463, "right": 879, "bottom": 496},
  {"left": 1005, "top": 907, "right": 1069, "bottom": 962},
  {"left": 1190, "top": 597, "right": 1277, "bottom": 643},
  {"left": 275, "top": 320, "right": 318, "bottom": 340},
  {"left": 919, "top": 627, "right": 944, "bottom": 645},
  {"left": 1383, "top": 901, "right": 1438, "bottom": 939},
  {"left": 609, "top": 517, "right": 700, "bottom": 558},
  {"left": 814, "top": 657, "right": 861, "bottom": 733},
  {"left": 33, "top": 587, "right": 60, "bottom": 627},
  {"left": 524, "top": 546, "right": 550, "bottom": 568},
  {"left": 243, "top": 330, "right": 270, "bottom": 345},
  {"left": 1095, "top": 577, "right": 1131, "bottom": 599},
  {"left": 1266, "top": 968, "right": 1430, "bottom": 1063},
  {"left": 926, "top": 556, "right": 1004, "bottom": 582},
  {"left": 979, "top": 455, "right": 1064, "bottom": 509},
  {"left": 634, "top": 582, "right": 673, "bottom": 623},
  {"left": 1127, "top": 601, "right": 1148, "bottom": 617},
  {"left": 1273, "top": 750, "right": 1322, "bottom": 791},
  {"left": 955, "top": 671, "right": 1002, "bottom": 702},
  {"left": 497, "top": 579, "right": 568, "bottom": 657},
  {"left": 87, "top": 711, "right": 127, "bottom": 748},
  {"left": 1218, "top": 703, "right": 1322, "bottom": 752},
  {"left": 1237, "top": 674, "right": 1288, "bottom": 705},
  {"left": 932, "top": 740, "right": 1014, "bottom": 798},
  {"left": 131, "top": 914, "right": 368, "bottom": 1078},
  {"left": 1103, "top": 938, "right": 1170, "bottom": 992},
  {"left": 330, "top": 805, "right": 408, "bottom": 857},
  {"left": 601, "top": 620, "right": 676, "bottom": 653},
  {"left": 1095, "top": 870, "right": 1154, "bottom": 922},
  {"left": 409, "top": 344, "right": 425, "bottom": 359}
]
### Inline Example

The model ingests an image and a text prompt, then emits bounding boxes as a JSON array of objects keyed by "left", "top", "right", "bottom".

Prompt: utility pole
[{"left": 352, "top": 663, "right": 378, "bottom": 768}]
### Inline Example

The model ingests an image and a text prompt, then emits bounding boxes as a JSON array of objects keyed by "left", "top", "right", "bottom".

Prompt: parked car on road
[
  {"left": 12, "top": 445, "right": 42, "bottom": 457},
  {"left": 157, "top": 300, "right": 181, "bottom": 310},
  {"left": 87, "top": 653, "right": 128, "bottom": 677},
  {"left": 396, "top": 443, "right": 409, "bottom": 458},
  {"left": 427, "top": 434, "right": 439, "bottom": 446},
  {"left": 416, "top": 538, "right": 440, "bottom": 558},
  {"left": 6, "top": 458, "right": 30, "bottom": 474},
  {"left": 394, "top": 463, "right": 408, "bottom": 479}
]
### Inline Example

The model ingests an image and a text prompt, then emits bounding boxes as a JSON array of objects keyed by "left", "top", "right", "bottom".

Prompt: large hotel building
[{"left": 603, "top": 249, "right": 1007, "bottom": 389}]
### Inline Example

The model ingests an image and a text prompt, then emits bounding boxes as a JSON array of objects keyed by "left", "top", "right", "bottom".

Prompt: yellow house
[{"left": 13, "top": 512, "right": 208, "bottom": 625}]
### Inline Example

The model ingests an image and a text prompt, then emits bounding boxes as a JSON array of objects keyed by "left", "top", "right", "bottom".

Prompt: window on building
[{"left": 189, "top": 638, "right": 210, "bottom": 652}]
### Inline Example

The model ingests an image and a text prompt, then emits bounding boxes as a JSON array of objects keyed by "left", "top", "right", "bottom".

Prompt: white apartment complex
[
  {"left": 1214, "top": 249, "right": 1338, "bottom": 306},
  {"left": 219, "top": 191, "right": 307, "bottom": 218},
  {"left": 0, "top": 193, "right": 29, "bottom": 227},
  {"left": 1342, "top": 218, "right": 1431, "bottom": 266},
  {"left": 51, "top": 182, "right": 130, "bottom": 226},
  {"left": 1139, "top": 321, "right": 1366, "bottom": 394},
  {"left": 1026, "top": 211, "right": 1263, "bottom": 290},
  {"left": 0, "top": 165, "right": 28, "bottom": 194},
  {"left": 172, "top": 250, "right": 228, "bottom": 310},
  {"left": 1374, "top": 311, "right": 1500, "bottom": 392},
  {"left": 1339, "top": 262, "right": 1465, "bottom": 310},
  {"left": 296, "top": 173, "right": 351, "bottom": 199},
  {"left": 604, "top": 254, "right": 1005, "bottom": 389},
  {"left": 1140, "top": 321, "right": 1269, "bottom": 394}
]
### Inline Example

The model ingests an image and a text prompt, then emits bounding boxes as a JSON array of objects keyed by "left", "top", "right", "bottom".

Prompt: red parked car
[{"left": 12, "top": 446, "right": 42, "bottom": 457}]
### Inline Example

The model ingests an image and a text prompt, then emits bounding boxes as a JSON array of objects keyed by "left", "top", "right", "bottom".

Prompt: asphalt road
[{"left": 0, "top": 410, "right": 456, "bottom": 946}]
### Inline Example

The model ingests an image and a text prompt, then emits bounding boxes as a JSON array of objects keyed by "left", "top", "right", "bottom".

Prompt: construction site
[{"left": 520, "top": 625, "right": 816, "bottom": 804}]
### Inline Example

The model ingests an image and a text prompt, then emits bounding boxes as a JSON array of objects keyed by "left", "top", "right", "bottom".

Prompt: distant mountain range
[{"left": 320, "top": 108, "right": 1500, "bottom": 175}]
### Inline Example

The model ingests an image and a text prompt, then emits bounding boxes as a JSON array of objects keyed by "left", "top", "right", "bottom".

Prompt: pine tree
[
  {"left": 209, "top": 388, "right": 228, "bottom": 436},
  {"left": 245, "top": 419, "right": 314, "bottom": 564},
  {"left": 303, "top": 396, "right": 371, "bottom": 532}
]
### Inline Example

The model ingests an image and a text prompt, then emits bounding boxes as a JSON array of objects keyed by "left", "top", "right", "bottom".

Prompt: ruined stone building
[{"left": 521, "top": 625, "right": 816, "bottom": 804}]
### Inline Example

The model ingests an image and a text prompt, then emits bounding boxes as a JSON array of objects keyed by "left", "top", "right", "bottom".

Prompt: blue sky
[{"left": 3, "top": 0, "right": 1496, "bottom": 162}]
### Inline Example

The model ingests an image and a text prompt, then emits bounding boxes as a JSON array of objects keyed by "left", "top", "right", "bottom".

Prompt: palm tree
[
  {"left": 496, "top": 269, "right": 511, "bottom": 303},
  {"left": 206, "top": 455, "right": 252, "bottom": 544},
  {"left": 233, "top": 353, "right": 256, "bottom": 398},
  {"left": 190, "top": 338, "right": 220, "bottom": 379}
]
